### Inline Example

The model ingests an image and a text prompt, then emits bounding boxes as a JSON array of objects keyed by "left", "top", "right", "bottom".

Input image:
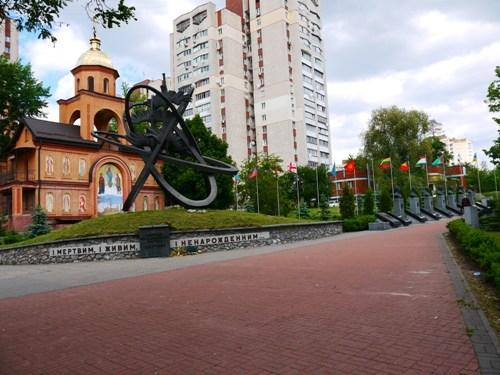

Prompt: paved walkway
[{"left": 0, "top": 221, "right": 483, "bottom": 374}]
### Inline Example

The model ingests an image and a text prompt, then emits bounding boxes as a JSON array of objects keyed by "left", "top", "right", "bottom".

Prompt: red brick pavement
[{"left": 0, "top": 221, "right": 479, "bottom": 374}]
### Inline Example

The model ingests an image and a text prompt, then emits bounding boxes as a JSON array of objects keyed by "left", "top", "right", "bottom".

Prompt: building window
[
  {"left": 261, "top": 102, "right": 266, "bottom": 109},
  {"left": 103, "top": 78, "right": 109, "bottom": 94},
  {"left": 88, "top": 76, "right": 94, "bottom": 92},
  {"left": 195, "top": 91, "right": 210, "bottom": 101}
]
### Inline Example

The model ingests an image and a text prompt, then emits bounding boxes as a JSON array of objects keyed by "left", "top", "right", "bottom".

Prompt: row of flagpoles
[{"left": 233, "top": 153, "right": 480, "bottom": 216}]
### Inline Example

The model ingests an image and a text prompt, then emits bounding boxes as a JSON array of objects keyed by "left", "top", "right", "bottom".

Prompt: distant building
[
  {"left": 329, "top": 167, "right": 369, "bottom": 198},
  {"left": 0, "top": 18, "right": 19, "bottom": 61},
  {"left": 440, "top": 136, "right": 474, "bottom": 164},
  {"left": 134, "top": 77, "right": 173, "bottom": 99}
]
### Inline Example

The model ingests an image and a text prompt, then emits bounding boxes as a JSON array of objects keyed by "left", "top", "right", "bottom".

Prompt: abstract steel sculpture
[{"left": 92, "top": 76, "right": 238, "bottom": 209}]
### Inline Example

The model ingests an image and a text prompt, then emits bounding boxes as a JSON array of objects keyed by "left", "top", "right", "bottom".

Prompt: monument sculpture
[{"left": 93, "top": 77, "right": 238, "bottom": 209}]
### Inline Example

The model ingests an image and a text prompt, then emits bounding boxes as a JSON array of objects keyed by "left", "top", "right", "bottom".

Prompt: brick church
[{"left": 0, "top": 34, "right": 164, "bottom": 230}]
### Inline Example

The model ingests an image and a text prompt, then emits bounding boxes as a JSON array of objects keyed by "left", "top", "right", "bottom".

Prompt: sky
[{"left": 19, "top": 0, "right": 500, "bottom": 166}]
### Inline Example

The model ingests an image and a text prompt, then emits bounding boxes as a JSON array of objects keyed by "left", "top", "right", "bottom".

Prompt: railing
[{"left": 0, "top": 169, "right": 37, "bottom": 184}]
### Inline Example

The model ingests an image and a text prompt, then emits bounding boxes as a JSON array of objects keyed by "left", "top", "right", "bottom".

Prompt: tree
[
  {"left": 0, "top": 214, "right": 6, "bottom": 237},
  {"left": 162, "top": 115, "right": 235, "bottom": 209},
  {"left": 0, "top": 0, "right": 136, "bottom": 42},
  {"left": 296, "top": 165, "right": 330, "bottom": 207},
  {"left": 484, "top": 66, "right": 500, "bottom": 165},
  {"left": 319, "top": 194, "right": 330, "bottom": 221},
  {"left": 339, "top": 185, "right": 355, "bottom": 219},
  {"left": 379, "top": 189, "right": 392, "bottom": 213},
  {"left": 240, "top": 153, "right": 291, "bottom": 216},
  {"left": 363, "top": 189, "right": 375, "bottom": 215},
  {"left": 0, "top": 57, "right": 50, "bottom": 154},
  {"left": 27, "top": 205, "right": 50, "bottom": 237}
]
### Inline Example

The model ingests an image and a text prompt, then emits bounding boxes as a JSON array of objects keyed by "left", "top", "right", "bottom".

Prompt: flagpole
[
  {"left": 353, "top": 165, "right": 358, "bottom": 216},
  {"left": 256, "top": 172, "right": 260, "bottom": 214},
  {"left": 476, "top": 159, "right": 482, "bottom": 195},
  {"left": 371, "top": 158, "right": 377, "bottom": 212},
  {"left": 442, "top": 156, "right": 448, "bottom": 201},
  {"left": 235, "top": 181, "right": 239, "bottom": 211},
  {"left": 408, "top": 159, "right": 412, "bottom": 191},
  {"left": 296, "top": 172, "right": 301, "bottom": 219},
  {"left": 425, "top": 154, "right": 429, "bottom": 189},
  {"left": 315, "top": 164, "right": 320, "bottom": 208},
  {"left": 276, "top": 171, "right": 280, "bottom": 216},
  {"left": 390, "top": 159, "right": 395, "bottom": 201}
]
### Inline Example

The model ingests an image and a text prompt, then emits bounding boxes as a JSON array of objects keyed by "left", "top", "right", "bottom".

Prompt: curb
[{"left": 439, "top": 234, "right": 500, "bottom": 375}]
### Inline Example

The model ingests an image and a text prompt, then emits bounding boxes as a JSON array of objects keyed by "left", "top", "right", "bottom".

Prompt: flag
[
  {"left": 432, "top": 157, "right": 442, "bottom": 166},
  {"left": 379, "top": 157, "right": 391, "bottom": 169},
  {"left": 400, "top": 162, "right": 410, "bottom": 172},
  {"left": 330, "top": 164, "right": 337, "bottom": 176},
  {"left": 287, "top": 162, "right": 297, "bottom": 173},
  {"left": 344, "top": 160, "right": 356, "bottom": 172},
  {"left": 248, "top": 168, "right": 258, "bottom": 179},
  {"left": 415, "top": 156, "right": 427, "bottom": 167},
  {"left": 233, "top": 172, "right": 241, "bottom": 184}
]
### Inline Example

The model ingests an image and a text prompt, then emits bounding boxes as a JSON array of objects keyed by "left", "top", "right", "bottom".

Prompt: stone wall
[{"left": 0, "top": 221, "right": 342, "bottom": 265}]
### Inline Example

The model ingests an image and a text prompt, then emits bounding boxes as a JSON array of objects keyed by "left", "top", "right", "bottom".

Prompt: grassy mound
[{"left": 1, "top": 208, "right": 310, "bottom": 249}]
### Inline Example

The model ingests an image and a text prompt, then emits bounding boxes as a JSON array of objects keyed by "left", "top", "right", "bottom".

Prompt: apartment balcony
[{"left": 0, "top": 169, "right": 37, "bottom": 185}]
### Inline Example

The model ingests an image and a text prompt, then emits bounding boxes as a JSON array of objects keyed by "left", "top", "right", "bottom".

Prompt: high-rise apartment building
[
  {"left": 440, "top": 135, "right": 474, "bottom": 165},
  {"left": 0, "top": 18, "right": 19, "bottom": 62},
  {"left": 170, "top": 0, "right": 331, "bottom": 167}
]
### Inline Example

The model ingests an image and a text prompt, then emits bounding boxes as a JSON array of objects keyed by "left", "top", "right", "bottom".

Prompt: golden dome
[{"left": 76, "top": 35, "right": 115, "bottom": 70}]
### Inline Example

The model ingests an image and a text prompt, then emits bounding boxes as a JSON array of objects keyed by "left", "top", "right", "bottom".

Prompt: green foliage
[
  {"left": 465, "top": 164, "right": 497, "bottom": 192},
  {"left": 297, "top": 165, "right": 330, "bottom": 207},
  {"left": 448, "top": 219, "right": 500, "bottom": 290},
  {"left": 339, "top": 184, "right": 355, "bottom": 219},
  {"left": 363, "top": 106, "right": 431, "bottom": 166},
  {"left": 480, "top": 198, "right": 500, "bottom": 231},
  {"left": 162, "top": 115, "right": 235, "bottom": 209},
  {"left": 2, "top": 232, "right": 28, "bottom": 245},
  {"left": 0, "top": 57, "right": 50, "bottom": 154},
  {"left": 297, "top": 203, "right": 310, "bottom": 219},
  {"left": 27, "top": 205, "right": 50, "bottom": 237},
  {"left": 0, "top": 215, "right": 6, "bottom": 236},
  {"left": 0, "top": 0, "right": 136, "bottom": 42},
  {"left": 343, "top": 215, "right": 376, "bottom": 232},
  {"left": 240, "top": 153, "right": 291, "bottom": 216},
  {"left": 363, "top": 189, "right": 375, "bottom": 215},
  {"left": 319, "top": 194, "right": 330, "bottom": 221},
  {"left": 379, "top": 189, "right": 393, "bottom": 212},
  {"left": 484, "top": 66, "right": 500, "bottom": 165}
]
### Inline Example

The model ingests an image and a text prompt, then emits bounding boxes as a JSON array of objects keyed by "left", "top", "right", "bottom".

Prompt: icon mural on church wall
[
  {"left": 79, "top": 159, "right": 86, "bottom": 177},
  {"left": 46, "top": 192, "right": 54, "bottom": 213},
  {"left": 63, "top": 193, "right": 71, "bottom": 213},
  {"left": 97, "top": 163, "right": 123, "bottom": 215},
  {"left": 62, "top": 157, "right": 70, "bottom": 175},
  {"left": 45, "top": 156, "right": 54, "bottom": 176},
  {"left": 79, "top": 194, "right": 86, "bottom": 213}
]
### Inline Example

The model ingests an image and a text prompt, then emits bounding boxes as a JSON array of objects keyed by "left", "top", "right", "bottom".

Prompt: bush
[
  {"left": 340, "top": 185, "right": 355, "bottom": 219},
  {"left": 379, "top": 189, "right": 392, "bottom": 212},
  {"left": 363, "top": 190, "right": 375, "bottom": 215},
  {"left": 297, "top": 203, "right": 310, "bottom": 219},
  {"left": 343, "top": 215, "right": 376, "bottom": 232},
  {"left": 448, "top": 219, "right": 500, "bottom": 290},
  {"left": 27, "top": 205, "right": 50, "bottom": 237},
  {"left": 319, "top": 194, "right": 330, "bottom": 221},
  {"left": 0, "top": 215, "right": 6, "bottom": 237},
  {"left": 2, "top": 232, "right": 28, "bottom": 245}
]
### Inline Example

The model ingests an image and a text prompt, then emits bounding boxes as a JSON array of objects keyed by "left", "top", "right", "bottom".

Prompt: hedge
[
  {"left": 447, "top": 219, "right": 500, "bottom": 290},
  {"left": 343, "top": 215, "right": 376, "bottom": 232}
]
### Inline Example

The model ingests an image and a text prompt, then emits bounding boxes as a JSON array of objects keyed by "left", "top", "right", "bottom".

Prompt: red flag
[
  {"left": 344, "top": 160, "right": 356, "bottom": 172},
  {"left": 399, "top": 162, "right": 409, "bottom": 172},
  {"left": 248, "top": 168, "right": 258, "bottom": 179},
  {"left": 287, "top": 162, "right": 297, "bottom": 173}
]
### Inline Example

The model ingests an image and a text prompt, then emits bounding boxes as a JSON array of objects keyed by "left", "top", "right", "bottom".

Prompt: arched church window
[
  {"left": 76, "top": 78, "right": 80, "bottom": 91},
  {"left": 88, "top": 76, "right": 94, "bottom": 92},
  {"left": 103, "top": 78, "right": 109, "bottom": 94}
]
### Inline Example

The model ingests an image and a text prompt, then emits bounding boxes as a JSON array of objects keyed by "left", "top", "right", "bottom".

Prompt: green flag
[{"left": 432, "top": 157, "right": 442, "bottom": 166}]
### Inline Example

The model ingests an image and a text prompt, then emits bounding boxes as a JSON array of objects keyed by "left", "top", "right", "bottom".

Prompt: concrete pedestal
[{"left": 464, "top": 206, "right": 479, "bottom": 228}]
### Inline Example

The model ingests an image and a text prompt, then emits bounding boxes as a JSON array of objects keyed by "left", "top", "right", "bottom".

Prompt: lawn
[{"left": 1, "top": 208, "right": 313, "bottom": 249}]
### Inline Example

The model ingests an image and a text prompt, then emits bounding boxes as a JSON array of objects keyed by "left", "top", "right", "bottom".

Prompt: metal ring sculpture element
[{"left": 92, "top": 83, "right": 238, "bottom": 209}]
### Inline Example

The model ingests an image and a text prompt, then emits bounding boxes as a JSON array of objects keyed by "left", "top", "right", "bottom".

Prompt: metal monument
[{"left": 92, "top": 76, "right": 238, "bottom": 209}]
